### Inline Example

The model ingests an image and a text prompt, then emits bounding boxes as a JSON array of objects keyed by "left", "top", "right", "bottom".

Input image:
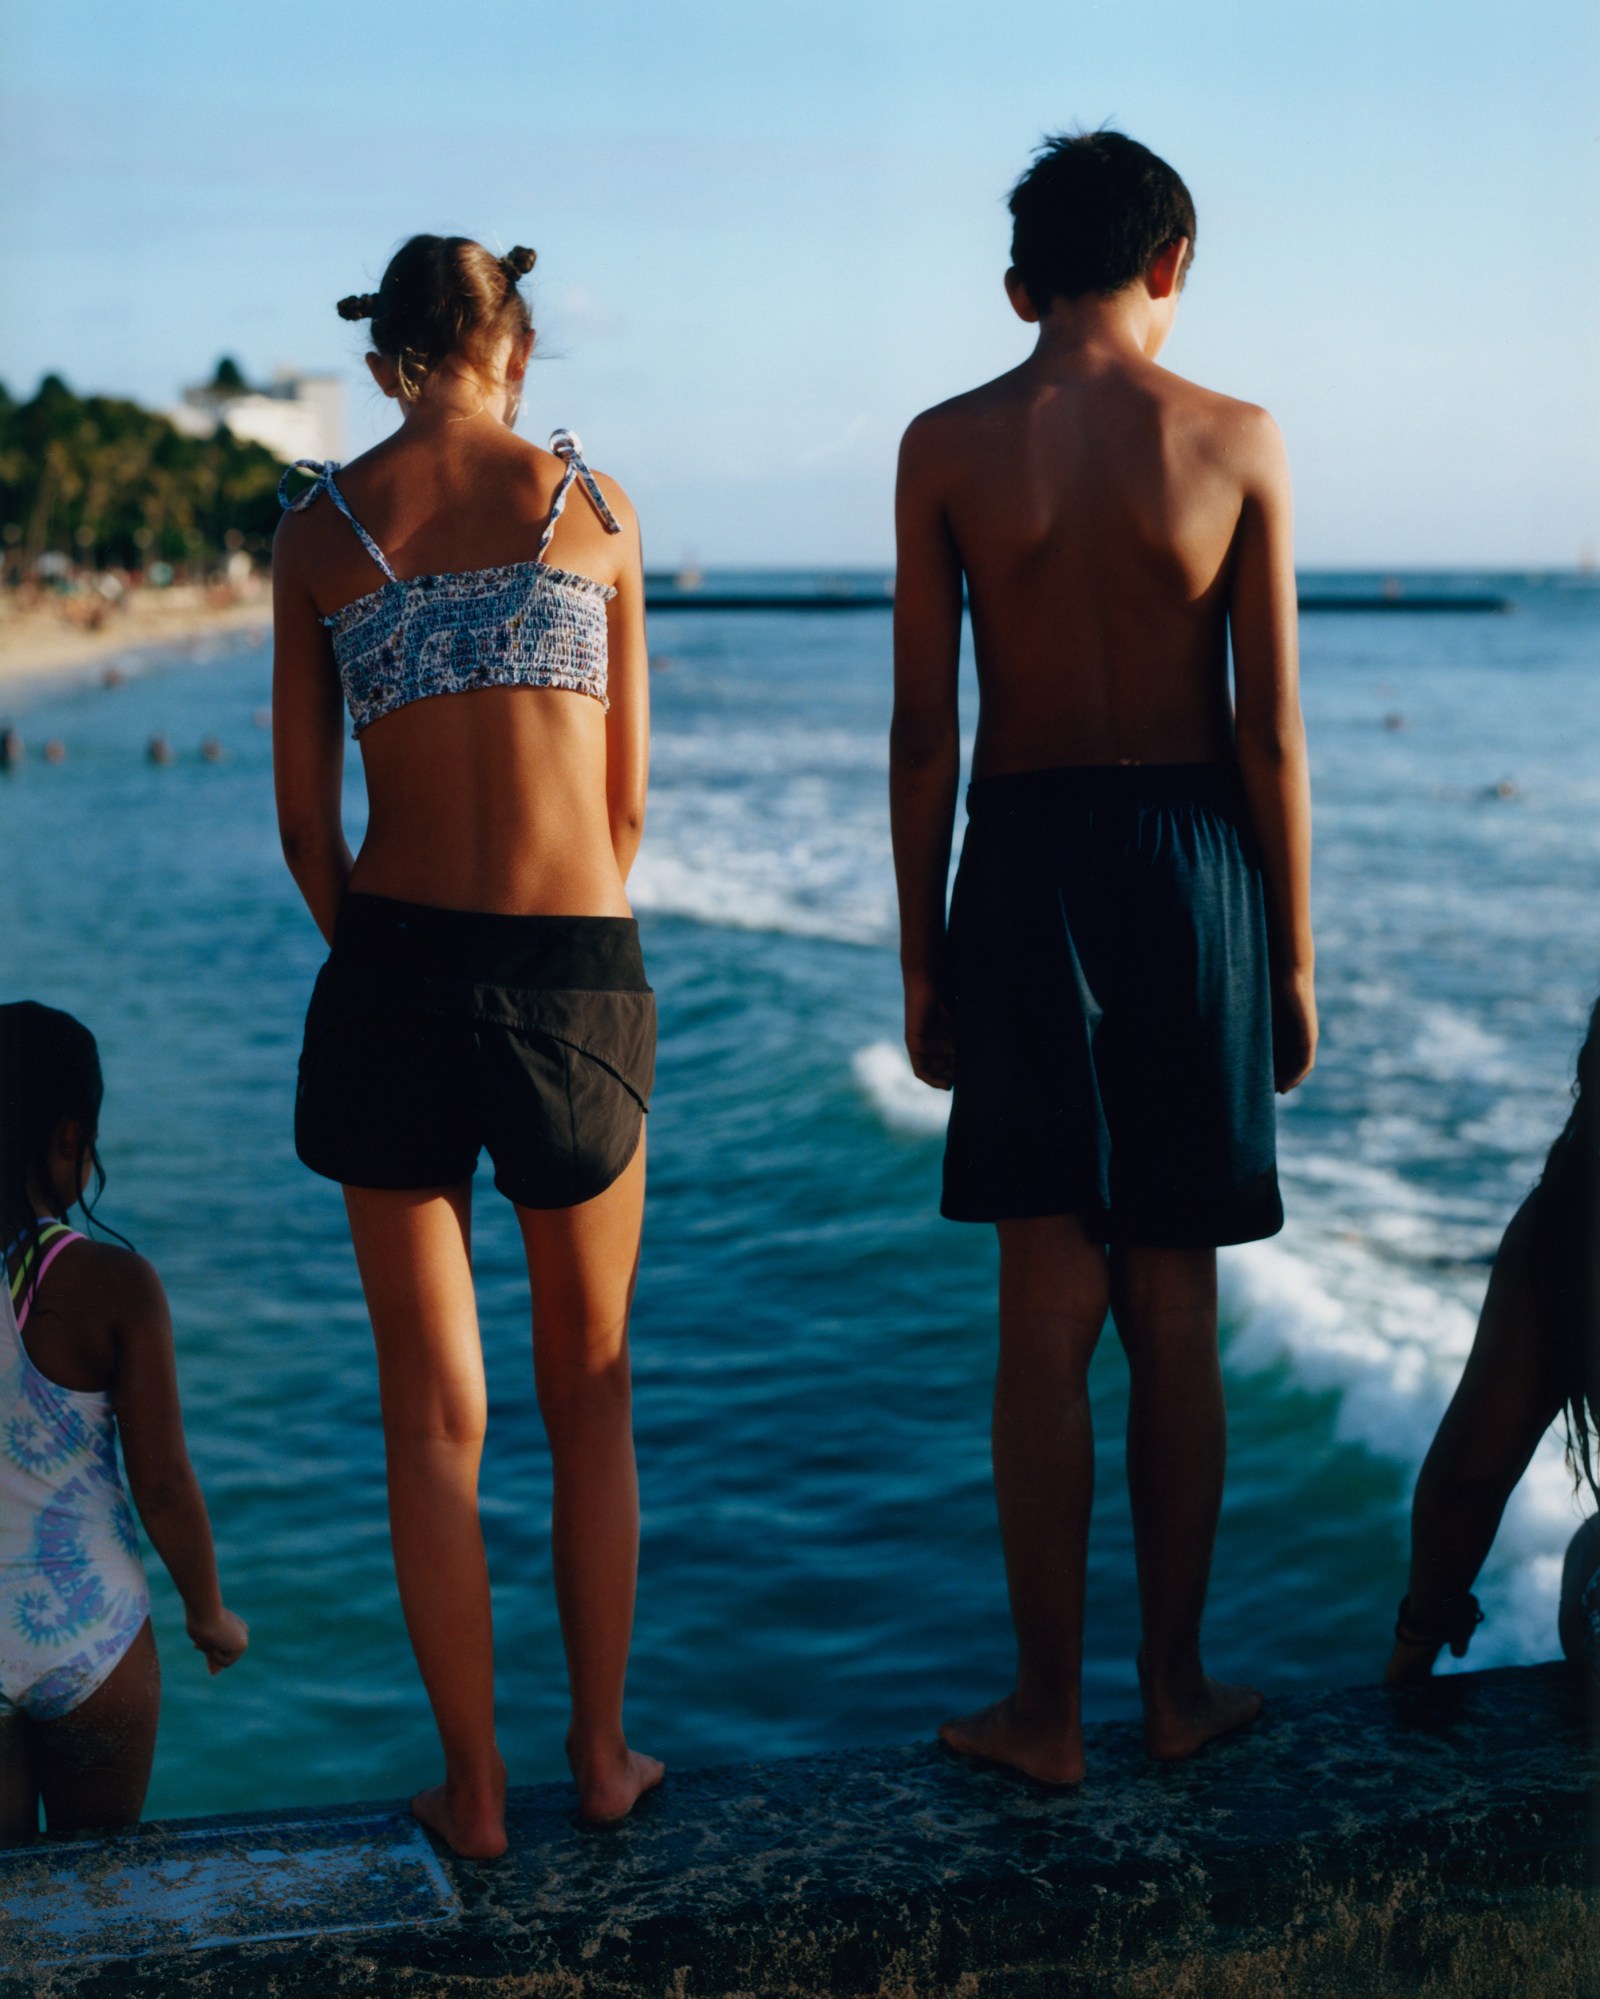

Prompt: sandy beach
[{"left": 0, "top": 586, "right": 271, "bottom": 710}]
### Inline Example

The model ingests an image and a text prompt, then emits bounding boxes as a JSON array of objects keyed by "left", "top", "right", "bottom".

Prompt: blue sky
[{"left": 3, "top": 0, "right": 1596, "bottom": 566}]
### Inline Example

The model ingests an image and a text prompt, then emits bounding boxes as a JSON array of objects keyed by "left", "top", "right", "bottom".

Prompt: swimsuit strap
[
  {"left": 536, "top": 430, "right": 623, "bottom": 560},
  {"left": 9, "top": 1221, "right": 84, "bottom": 1333},
  {"left": 277, "top": 460, "right": 399, "bottom": 584}
]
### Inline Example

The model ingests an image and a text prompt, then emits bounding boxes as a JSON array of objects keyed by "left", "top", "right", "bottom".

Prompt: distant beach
[{"left": 0, "top": 586, "right": 271, "bottom": 709}]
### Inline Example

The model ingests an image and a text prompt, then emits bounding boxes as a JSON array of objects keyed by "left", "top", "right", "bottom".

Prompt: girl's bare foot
[
  {"left": 1141, "top": 1674, "right": 1263, "bottom": 1762},
  {"left": 411, "top": 1759, "right": 508, "bottom": 1860},
  {"left": 568, "top": 1736, "right": 665, "bottom": 1824},
  {"left": 938, "top": 1695, "right": 1085, "bottom": 1787}
]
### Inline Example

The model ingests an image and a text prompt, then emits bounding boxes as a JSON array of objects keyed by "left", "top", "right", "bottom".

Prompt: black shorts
[
  {"left": 941, "top": 763, "right": 1282, "bottom": 1247},
  {"left": 296, "top": 894, "right": 655, "bottom": 1208}
]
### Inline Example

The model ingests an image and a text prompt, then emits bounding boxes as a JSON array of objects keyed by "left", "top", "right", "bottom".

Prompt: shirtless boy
[{"left": 890, "top": 130, "right": 1315, "bottom": 1783}]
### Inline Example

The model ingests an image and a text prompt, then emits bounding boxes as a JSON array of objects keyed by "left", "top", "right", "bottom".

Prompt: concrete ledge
[{"left": 3, "top": 1663, "right": 1594, "bottom": 1998}]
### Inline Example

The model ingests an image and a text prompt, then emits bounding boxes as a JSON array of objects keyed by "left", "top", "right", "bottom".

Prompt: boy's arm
[
  {"left": 891, "top": 416, "right": 964, "bottom": 1089},
  {"left": 1229, "top": 409, "right": 1316, "bottom": 1092},
  {"left": 109, "top": 1256, "right": 249, "bottom": 1674}
]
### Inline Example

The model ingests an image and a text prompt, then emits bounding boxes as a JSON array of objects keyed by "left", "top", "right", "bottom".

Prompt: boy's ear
[
  {"left": 1146, "top": 237, "right": 1190, "bottom": 301},
  {"left": 1004, "top": 266, "right": 1040, "bottom": 324}
]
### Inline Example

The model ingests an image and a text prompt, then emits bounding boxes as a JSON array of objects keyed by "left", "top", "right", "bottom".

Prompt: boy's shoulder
[
  {"left": 902, "top": 362, "right": 1283, "bottom": 484},
  {"left": 1150, "top": 366, "right": 1285, "bottom": 480},
  {"left": 902, "top": 369, "right": 1024, "bottom": 447}
]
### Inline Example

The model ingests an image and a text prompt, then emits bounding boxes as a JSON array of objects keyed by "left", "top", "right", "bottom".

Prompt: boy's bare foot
[
  {"left": 1140, "top": 1675, "right": 1263, "bottom": 1762},
  {"left": 567, "top": 1736, "right": 665, "bottom": 1824},
  {"left": 938, "top": 1695, "right": 1085, "bottom": 1787},
  {"left": 411, "top": 1761, "right": 508, "bottom": 1860}
]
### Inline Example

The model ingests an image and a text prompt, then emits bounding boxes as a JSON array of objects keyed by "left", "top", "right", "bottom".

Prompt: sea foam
[
  {"left": 851, "top": 1040, "right": 950, "bottom": 1135},
  {"left": 1223, "top": 1224, "right": 1585, "bottom": 1670}
]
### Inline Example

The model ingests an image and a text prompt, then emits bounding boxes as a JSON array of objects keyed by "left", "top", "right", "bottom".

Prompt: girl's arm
[
  {"left": 109, "top": 1254, "right": 248, "bottom": 1674},
  {"left": 272, "top": 511, "right": 352, "bottom": 943},
  {"left": 599, "top": 476, "right": 649, "bottom": 883},
  {"left": 1228, "top": 408, "right": 1316, "bottom": 1093},
  {"left": 1386, "top": 1197, "right": 1565, "bottom": 1682}
]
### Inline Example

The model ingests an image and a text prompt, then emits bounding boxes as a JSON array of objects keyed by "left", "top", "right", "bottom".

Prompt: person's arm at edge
[
  {"left": 599, "top": 474, "right": 648, "bottom": 883},
  {"left": 1228, "top": 408, "right": 1316, "bottom": 1092},
  {"left": 891, "top": 415, "right": 964, "bottom": 1089},
  {"left": 1385, "top": 1196, "right": 1564, "bottom": 1681},
  {"left": 108, "top": 1254, "right": 249, "bottom": 1674},
  {"left": 272, "top": 510, "right": 353, "bottom": 944}
]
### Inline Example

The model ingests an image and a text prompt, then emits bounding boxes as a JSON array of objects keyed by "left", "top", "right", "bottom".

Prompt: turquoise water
[{"left": 1, "top": 574, "right": 1596, "bottom": 1818}]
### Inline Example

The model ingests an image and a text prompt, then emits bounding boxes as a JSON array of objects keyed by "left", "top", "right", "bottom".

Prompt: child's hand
[
  {"left": 1273, "top": 969, "right": 1318, "bottom": 1093},
  {"left": 187, "top": 1605, "right": 250, "bottom": 1675},
  {"left": 904, "top": 975, "right": 955, "bottom": 1090}
]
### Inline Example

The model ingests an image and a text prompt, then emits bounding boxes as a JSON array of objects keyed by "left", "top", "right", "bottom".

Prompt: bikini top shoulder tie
[{"left": 277, "top": 431, "right": 624, "bottom": 738}]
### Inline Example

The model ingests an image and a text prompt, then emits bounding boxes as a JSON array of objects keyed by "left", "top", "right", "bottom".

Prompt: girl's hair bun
[
  {"left": 501, "top": 246, "right": 537, "bottom": 279},
  {"left": 336, "top": 291, "right": 380, "bottom": 321}
]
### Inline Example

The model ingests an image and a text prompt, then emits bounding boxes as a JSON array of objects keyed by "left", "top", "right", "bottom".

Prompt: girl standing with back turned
[{"left": 272, "top": 236, "right": 657, "bottom": 1856}]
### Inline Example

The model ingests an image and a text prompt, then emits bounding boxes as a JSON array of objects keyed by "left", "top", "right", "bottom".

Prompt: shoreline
[{"left": 0, "top": 592, "right": 272, "bottom": 713}]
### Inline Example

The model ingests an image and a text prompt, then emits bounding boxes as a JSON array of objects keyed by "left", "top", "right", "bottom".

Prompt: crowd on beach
[{"left": 1, "top": 133, "right": 1595, "bottom": 1862}]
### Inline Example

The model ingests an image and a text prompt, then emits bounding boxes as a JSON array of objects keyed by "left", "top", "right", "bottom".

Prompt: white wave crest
[{"left": 851, "top": 1040, "right": 950, "bottom": 1135}]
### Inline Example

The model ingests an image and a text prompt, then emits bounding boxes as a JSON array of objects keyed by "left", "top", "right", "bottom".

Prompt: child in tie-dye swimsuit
[{"left": 0, "top": 1002, "right": 247, "bottom": 1842}]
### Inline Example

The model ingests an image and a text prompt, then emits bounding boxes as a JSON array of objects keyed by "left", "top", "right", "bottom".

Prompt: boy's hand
[
  {"left": 187, "top": 1604, "right": 250, "bottom": 1675},
  {"left": 904, "top": 973, "right": 955, "bottom": 1090},
  {"left": 1273, "top": 970, "right": 1318, "bottom": 1093}
]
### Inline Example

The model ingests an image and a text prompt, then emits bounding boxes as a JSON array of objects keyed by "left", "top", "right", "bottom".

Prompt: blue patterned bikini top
[{"left": 278, "top": 430, "right": 622, "bottom": 738}]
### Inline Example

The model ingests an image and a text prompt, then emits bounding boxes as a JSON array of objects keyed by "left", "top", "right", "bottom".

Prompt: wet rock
[{"left": 2, "top": 1663, "right": 1592, "bottom": 1998}]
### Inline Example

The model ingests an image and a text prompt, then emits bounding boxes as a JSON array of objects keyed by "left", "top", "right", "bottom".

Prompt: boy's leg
[
  {"left": 34, "top": 1619, "right": 160, "bottom": 1834},
  {"left": 343, "top": 1182, "right": 507, "bottom": 1860},
  {"left": 941, "top": 1213, "right": 1108, "bottom": 1785},
  {"left": 1110, "top": 1245, "right": 1261, "bottom": 1757},
  {"left": 516, "top": 1137, "right": 662, "bottom": 1824}
]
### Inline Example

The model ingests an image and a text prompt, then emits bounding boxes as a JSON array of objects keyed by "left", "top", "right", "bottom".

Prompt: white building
[{"left": 170, "top": 367, "right": 344, "bottom": 465}]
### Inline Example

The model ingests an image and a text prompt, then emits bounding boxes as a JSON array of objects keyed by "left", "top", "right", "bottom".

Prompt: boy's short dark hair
[{"left": 1008, "top": 130, "right": 1196, "bottom": 308}]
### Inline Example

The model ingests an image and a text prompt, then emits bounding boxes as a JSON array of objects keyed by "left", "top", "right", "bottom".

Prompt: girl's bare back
[{"left": 273, "top": 421, "right": 646, "bottom": 920}]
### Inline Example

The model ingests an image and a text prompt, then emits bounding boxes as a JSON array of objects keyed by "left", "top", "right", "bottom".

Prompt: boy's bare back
[{"left": 899, "top": 343, "right": 1292, "bottom": 777}]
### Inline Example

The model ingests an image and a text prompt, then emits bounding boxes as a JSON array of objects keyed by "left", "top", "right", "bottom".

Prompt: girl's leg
[
  {"left": 0, "top": 1715, "right": 39, "bottom": 1844},
  {"left": 516, "top": 1137, "right": 662, "bottom": 1822},
  {"left": 343, "top": 1182, "right": 506, "bottom": 1859},
  {"left": 940, "top": 1213, "right": 1110, "bottom": 1786},
  {"left": 1110, "top": 1245, "right": 1261, "bottom": 1758},
  {"left": 34, "top": 1619, "right": 160, "bottom": 1835}
]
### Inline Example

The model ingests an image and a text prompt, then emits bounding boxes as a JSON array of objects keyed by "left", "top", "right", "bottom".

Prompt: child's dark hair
[
  {"left": 1527, "top": 995, "right": 1600, "bottom": 1499},
  {"left": 0, "top": 1001, "right": 117, "bottom": 1312},
  {"left": 337, "top": 236, "right": 538, "bottom": 404},
  {"left": 1008, "top": 130, "right": 1196, "bottom": 309}
]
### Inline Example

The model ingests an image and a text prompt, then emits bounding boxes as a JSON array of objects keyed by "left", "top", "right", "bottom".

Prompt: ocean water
[{"left": 1, "top": 572, "right": 1596, "bottom": 1819}]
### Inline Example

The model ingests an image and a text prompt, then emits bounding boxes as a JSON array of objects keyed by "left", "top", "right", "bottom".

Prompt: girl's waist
[{"left": 331, "top": 892, "right": 649, "bottom": 992}]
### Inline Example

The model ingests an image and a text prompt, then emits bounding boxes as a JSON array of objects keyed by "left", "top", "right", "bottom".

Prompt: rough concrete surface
[{"left": 1, "top": 1663, "right": 1594, "bottom": 1998}]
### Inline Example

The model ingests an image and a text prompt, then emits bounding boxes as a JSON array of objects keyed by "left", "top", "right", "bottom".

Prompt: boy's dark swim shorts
[
  {"left": 296, "top": 893, "right": 654, "bottom": 1208},
  {"left": 941, "top": 763, "right": 1282, "bottom": 1246}
]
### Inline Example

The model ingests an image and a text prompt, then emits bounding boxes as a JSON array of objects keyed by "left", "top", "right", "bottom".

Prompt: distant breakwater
[{"left": 642, "top": 584, "right": 1513, "bottom": 613}]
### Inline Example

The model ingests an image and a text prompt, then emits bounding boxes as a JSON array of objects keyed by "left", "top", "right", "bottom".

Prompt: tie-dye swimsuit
[{"left": 0, "top": 1224, "right": 149, "bottom": 1720}]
